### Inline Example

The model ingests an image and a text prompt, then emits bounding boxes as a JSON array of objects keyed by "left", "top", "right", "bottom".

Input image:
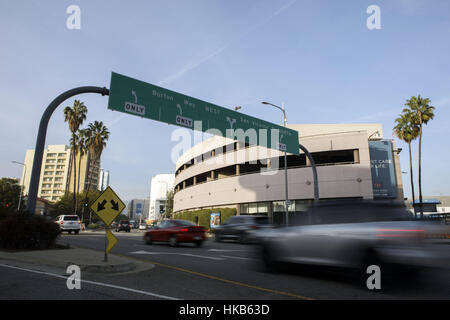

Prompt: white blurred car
[
  {"left": 55, "top": 215, "right": 81, "bottom": 234},
  {"left": 139, "top": 223, "right": 148, "bottom": 230},
  {"left": 257, "top": 201, "right": 450, "bottom": 273}
]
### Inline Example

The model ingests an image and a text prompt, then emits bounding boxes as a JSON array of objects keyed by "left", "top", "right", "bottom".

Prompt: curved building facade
[{"left": 173, "top": 124, "right": 404, "bottom": 222}]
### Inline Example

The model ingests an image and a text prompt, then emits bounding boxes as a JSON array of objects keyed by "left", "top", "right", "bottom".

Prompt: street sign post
[
  {"left": 90, "top": 186, "right": 125, "bottom": 261},
  {"left": 108, "top": 72, "right": 299, "bottom": 155}
]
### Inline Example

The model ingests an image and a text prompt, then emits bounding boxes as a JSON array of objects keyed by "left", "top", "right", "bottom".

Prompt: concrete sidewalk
[{"left": 0, "top": 247, "right": 154, "bottom": 274}]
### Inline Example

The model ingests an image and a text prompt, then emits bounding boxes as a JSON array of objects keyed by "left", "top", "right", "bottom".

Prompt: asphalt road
[{"left": 46, "top": 230, "right": 450, "bottom": 300}]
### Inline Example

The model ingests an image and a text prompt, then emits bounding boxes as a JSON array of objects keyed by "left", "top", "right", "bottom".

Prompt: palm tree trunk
[
  {"left": 408, "top": 142, "right": 416, "bottom": 218},
  {"left": 418, "top": 126, "right": 423, "bottom": 219},
  {"left": 66, "top": 149, "right": 73, "bottom": 193},
  {"left": 85, "top": 151, "right": 94, "bottom": 224},
  {"left": 77, "top": 152, "right": 82, "bottom": 222},
  {"left": 72, "top": 134, "right": 77, "bottom": 215}
]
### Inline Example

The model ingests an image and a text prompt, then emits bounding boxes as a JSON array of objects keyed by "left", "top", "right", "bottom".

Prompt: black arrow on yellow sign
[
  {"left": 97, "top": 200, "right": 107, "bottom": 212},
  {"left": 110, "top": 200, "right": 119, "bottom": 211}
]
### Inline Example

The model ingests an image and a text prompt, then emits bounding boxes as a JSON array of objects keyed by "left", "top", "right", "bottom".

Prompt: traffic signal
[{"left": 84, "top": 198, "right": 89, "bottom": 207}]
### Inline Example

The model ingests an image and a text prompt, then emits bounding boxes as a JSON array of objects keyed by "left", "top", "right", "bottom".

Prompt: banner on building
[{"left": 369, "top": 140, "right": 398, "bottom": 199}]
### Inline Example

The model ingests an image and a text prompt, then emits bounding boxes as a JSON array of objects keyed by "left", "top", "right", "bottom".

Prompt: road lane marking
[
  {"left": 120, "top": 255, "right": 315, "bottom": 300},
  {"left": 130, "top": 250, "right": 224, "bottom": 261},
  {"left": 61, "top": 244, "right": 315, "bottom": 300},
  {"left": 0, "top": 263, "right": 180, "bottom": 300},
  {"left": 220, "top": 255, "right": 257, "bottom": 261},
  {"left": 207, "top": 249, "right": 246, "bottom": 252}
]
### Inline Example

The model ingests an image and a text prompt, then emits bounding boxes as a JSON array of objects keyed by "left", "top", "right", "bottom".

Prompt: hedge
[
  {"left": 0, "top": 212, "right": 61, "bottom": 250},
  {"left": 172, "top": 207, "right": 236, "bottom": 230}
]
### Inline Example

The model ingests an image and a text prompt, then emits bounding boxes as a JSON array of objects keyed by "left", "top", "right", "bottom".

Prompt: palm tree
[
  {"left": 404, "top": 95, "right": 435, "bottom": 219},
  {"left": 69, "top": 132, "right": 81, "bottom": 214},
  {"left": 84, "top": 121, "right": 110, "bottom": 222},
  {"left": 64, "top": 100, "right": 88, "bottom": 214},
  {"left": 394, "top": 111, "right": 419, "bottom": 217},
  {"left": 76, "top": 129, "right": 88, "bottom": 218}
]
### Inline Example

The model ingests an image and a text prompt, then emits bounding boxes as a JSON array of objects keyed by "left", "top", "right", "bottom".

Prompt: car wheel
[
  {"left": 214, "top": 233, "right": 222, "bottom": 242},
  {"left": 68, "top": 230, "right": 72, "bottom": 235},
  {"left": 144, "top": 234, "right": 152, "bottom": 245},
  {"left": 195, "top": 241, "right": 203, "bottom": 247},
  {"left": 169, "top": 235, "right": 178, "bottom": 247},
  {"left": 238, "top": 232, "right": 248, "bottom": 244},
  {"left": 74, "top": 230, "right": 79, "bottom": 235},
  {"left": 262, "top": 244, "right": 280, "bottom": 273}
]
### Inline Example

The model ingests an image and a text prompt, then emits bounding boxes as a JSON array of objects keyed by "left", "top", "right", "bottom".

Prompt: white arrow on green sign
[{"left": 107, "top": 72, "right": 299, "bottom": 155}]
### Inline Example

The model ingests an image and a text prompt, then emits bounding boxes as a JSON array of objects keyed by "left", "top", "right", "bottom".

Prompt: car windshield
[
  {"left": 63, "top": 216, "right": 79, "bottom": 221},
  {"left": 120, "top": 221, "right": 129, "bottom": 224},
  {"left": 174, "top": 220, "right": 196, "bottom": 226},
  {"left": 254, "top": 217, "right": 269, "bottom": 224},
  {"left": 301, "top": 202, "right": 414, "bottom": 225}
]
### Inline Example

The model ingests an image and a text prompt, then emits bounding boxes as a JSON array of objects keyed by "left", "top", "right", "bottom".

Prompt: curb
[{"left": 0, "top": 248, "right": 152, "bottom": 274}]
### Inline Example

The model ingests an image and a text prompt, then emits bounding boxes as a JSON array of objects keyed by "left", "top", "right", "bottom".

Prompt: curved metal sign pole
[
  {"left": 26, "top": 86, "right": 110, "bottom": 215},
  {"left": 299, "top": 143, "right": 319, "bottom": 204}
]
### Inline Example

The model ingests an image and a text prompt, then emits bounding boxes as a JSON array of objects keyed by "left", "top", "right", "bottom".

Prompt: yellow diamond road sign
[
  {"left": 90, "top": 186, "right": 125, "bottom": 226},
  {"left": 106, "top": 229, "right": 118, "bottom": 254}
]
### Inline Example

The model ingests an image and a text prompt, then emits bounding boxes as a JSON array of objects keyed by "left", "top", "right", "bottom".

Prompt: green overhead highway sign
[{"left": 107, "top": 72, "right": 299, "bottom": 155}]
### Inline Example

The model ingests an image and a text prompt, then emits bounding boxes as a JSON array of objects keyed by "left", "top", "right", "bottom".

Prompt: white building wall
[
  {"left": 148, "top": 174, "right": 175, "bottom": 220},
  {"left": 172, "top": 124, "right": 399, "bottom": 213}
]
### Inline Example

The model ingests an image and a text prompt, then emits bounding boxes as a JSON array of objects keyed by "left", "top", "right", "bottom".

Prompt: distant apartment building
[
  {"left": 148, "top": 174, "right": 175, "bottom": 221},
  {"left": 128, "top": 198, "right": 150, "bottom": 222},
  {"left": 22, "top": 144, "right": 101, "bottom": 203},
  {"left": 98, "top": 169, "right": 110, "bottom": 191}
]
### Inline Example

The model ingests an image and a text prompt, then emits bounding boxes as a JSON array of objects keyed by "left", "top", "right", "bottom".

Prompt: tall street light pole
[
  {"left": 11, "top": 161, "right": 27, "bottom": 212},
  {"left": 262, "top": 101, "right": 289, "bottom": 227}
]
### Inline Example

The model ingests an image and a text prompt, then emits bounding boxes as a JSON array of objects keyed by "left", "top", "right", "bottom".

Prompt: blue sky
[{"left": 1, "top": 0, "right": 449, "bottom": 202}]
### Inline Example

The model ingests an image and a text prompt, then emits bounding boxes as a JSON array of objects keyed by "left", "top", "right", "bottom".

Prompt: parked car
[
  {"left": 256, "top": 200, "right": 450, "bottom": 274},
  {"left": 139, "top": 223, "right": 148, "bottom": 230},
  {"left": 55, "top": 215, "right": 81, "bottom": 234},
  {"left": 116, "top": 220, "right": 131, "bottom": 232},
  {"left": 143, "top": 219, "right": 207, "bottom": 247},
  {"left": 214, "top": 215, "right": 273, "bottom": 244}
]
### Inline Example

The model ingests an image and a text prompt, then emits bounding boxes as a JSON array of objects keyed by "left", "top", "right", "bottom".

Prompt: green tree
[
  {"left": 64, "top": 100, "right": 88, "bottom": 214},
  {"left": 52, "top": 190, "right": 101, "bottom": 220},
  {"left": 394, "top": 111, "right": 419, "bottom": 217},
  {"left": 165, "top": 189, "right": 174, "bottom": 218},
  {"left": 0, "top": 178, "right": 23, "bottom": 214},
  {"left": 404, "top": 95, "right": 435, "bottom": 218}
]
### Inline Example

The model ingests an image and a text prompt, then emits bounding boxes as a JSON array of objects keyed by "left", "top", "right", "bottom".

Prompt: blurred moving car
[
  {"left": 139, "top": 223, "right": 147, "bottom": 230},
  {"left": 143, "top": 219, "right": 206, "bottom": 247},
  {"left": 115, "top": 220, "right": 131, "bottom": 232},
  {"left": 257, "top": 200, "right": 450, "bottom": 273},
  {"left": 55, "top": 215, "right": 81, "bottom": 234},
  {"left": 214, "top": 215, "right": 273, "bottom": 243}
]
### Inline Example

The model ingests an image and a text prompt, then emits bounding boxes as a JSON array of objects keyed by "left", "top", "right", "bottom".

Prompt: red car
[{"left": 143, "top": 219, "right": 207, "bottom": 247}]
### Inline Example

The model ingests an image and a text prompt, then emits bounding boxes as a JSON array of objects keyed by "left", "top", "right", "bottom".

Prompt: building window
[
  {"left": 312, "top": 150, "right": 355, "bottom": 166},
  {"left": 248, "top": 203, "right": 258, "bottom": 214},
  {"left": 58, "top": 153, "right": 66, "bottom": 157}
]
